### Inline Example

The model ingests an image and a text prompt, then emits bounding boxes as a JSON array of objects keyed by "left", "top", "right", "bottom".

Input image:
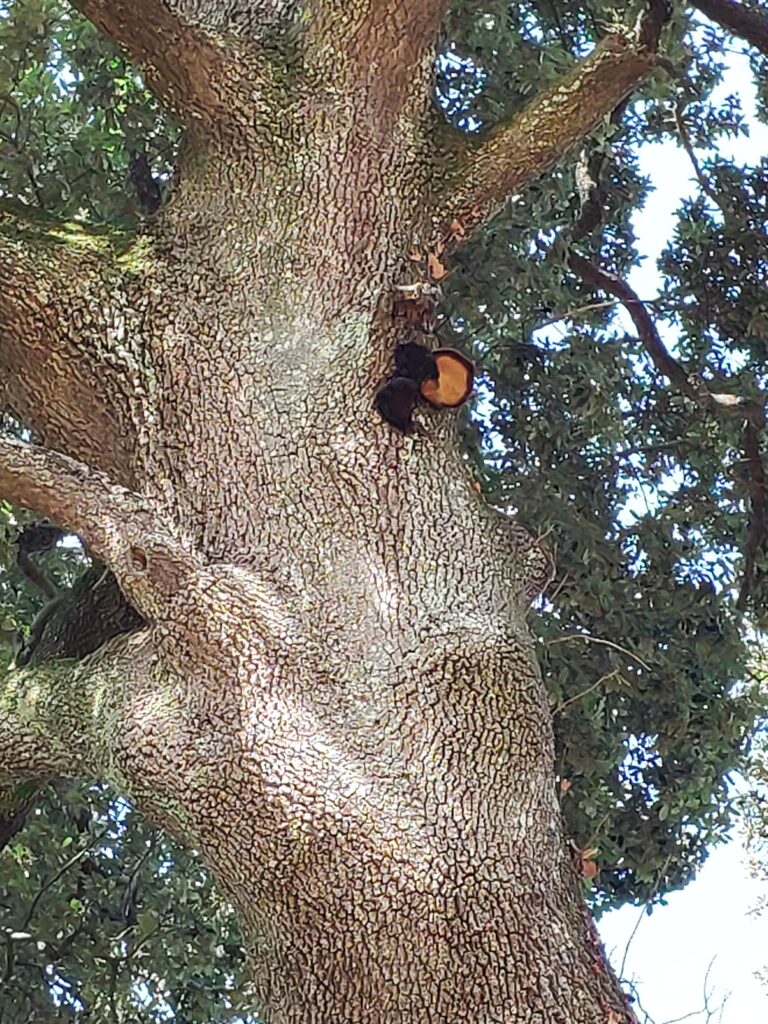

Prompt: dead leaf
[
  {"left": 559, "top": 778, "right": 572, "bottom": 793},
  {"left": 427, "top": 251, "right": 447, "bottom": 281},
  {"left": 408, "top": 247, "right": 423, "bottom": 262},
  {"left": 449, "top": 218, "right": 466, "bottom": 238},
  {"left": 580, "top": 857, "right": 598, "bottom": 879}
]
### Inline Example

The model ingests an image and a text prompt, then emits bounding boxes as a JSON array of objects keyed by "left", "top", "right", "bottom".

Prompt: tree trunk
[{"left": 0, "top": 3, "right": 662, "bottom": 1021}]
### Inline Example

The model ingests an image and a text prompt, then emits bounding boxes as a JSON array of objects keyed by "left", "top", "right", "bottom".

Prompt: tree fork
[
  {"left": 70, "top": 0, "right": 242, "bottom": 123},
  {"left": 0, "top": 437, "right": 201, "bottom": 622},
  {"left": 431, "top": 34, "right": 657, "bottom": 239}
]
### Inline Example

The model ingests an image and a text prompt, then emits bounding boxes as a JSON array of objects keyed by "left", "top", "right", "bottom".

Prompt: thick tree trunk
[
  {"left": 99, "top": 162, "right": 600, "bottom": 1024},
  {"left": 0, "top": 3, "right": 661, "bottom": 1021}
]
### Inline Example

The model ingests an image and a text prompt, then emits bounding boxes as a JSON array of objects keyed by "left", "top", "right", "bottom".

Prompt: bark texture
[
  {"left": 0, "top": 3, "right": 659, "bottom": 1022},
  {"left": 691, "top": 0, "right": 768, "bottom": 56}
]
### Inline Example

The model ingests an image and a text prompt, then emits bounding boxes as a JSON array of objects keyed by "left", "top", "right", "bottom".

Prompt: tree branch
[
  {"left": 0, "top": 640, "right": 131, "bottom": 785},
  {"left": 0, "top": 437, "right": 148, "bottom": 553},
  {"left": 0, "top": 439, "right": 198, "bottom": 613},
  {"left": 690, "top": 0, "right": 768, "bottom": 57},
  {"left": 306, "top": 0, "right": 449, "bottom": 115},
  {"left": 434, "top": 34, "right": 656, "bottom": 238},
  {"left": 0, "top": 205, "right": 140, "bottom": 485},
  {"left": 567, "top": 252, "right": 766, "bottom": 429},
  {"left": 567, "top": 250, "right": 768, "bottom": 607},
  {"left": 0, "top": 632, "right": 190, "bottom": 839},
  {"left": 70, "top": 0, "right": 236, "bottom": 123}
]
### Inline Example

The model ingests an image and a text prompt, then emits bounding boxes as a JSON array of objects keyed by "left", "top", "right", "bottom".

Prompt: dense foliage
[{"left": 2, "top": 0, "right": 767, "bottom": 1018}]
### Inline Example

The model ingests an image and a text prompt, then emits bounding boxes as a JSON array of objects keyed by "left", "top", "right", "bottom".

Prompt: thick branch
[
  {"left": 306, "top": 0, "right": 448, "bottom": 123},
  {"left": 691, "top": 0, "right": 768, "bottom": 56},
  {"left": 0, "top": 438, "right": 198, "bottom": 613},
  {"left": 0, "top": 640, "right": 131, "bottom": 785},
  {"left": 436, "top": 35, "right": 656, "bottom": 236},
  {"left": 0, "top": 437, "right": 151, "bottom": 554},
  {"left": 0, "top": 632, "right": 192, "bottom": 841},
  {"left": 568, "top": 252, "right": 766, "bottom": 428},
  {"left": 0, "top": 206, "right": 139, "bottom": 485},
  {"left": 71, "top": 0, "right": 236, "bottom": 123}
]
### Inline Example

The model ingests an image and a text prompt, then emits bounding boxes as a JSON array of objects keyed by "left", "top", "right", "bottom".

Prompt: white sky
[{"left": 596, "top": 41, "right": 768, "bottom": 1023}]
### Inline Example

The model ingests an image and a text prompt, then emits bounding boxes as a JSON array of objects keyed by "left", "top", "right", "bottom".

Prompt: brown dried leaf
[
  {"left": 580, "top": 857, "right": 598, "bottom": 879},
  {"left": 427, "top": 251, "right": 448, "bottom": 281}
]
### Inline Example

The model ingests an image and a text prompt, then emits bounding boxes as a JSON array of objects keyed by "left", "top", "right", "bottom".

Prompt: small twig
[
  {"left": 548, "top": 631, "right": 652, "bottom": 672},
  {"left": 21, "top": 826, "right": 110, "bottom": 931},
  {"left": 658, "top": 956, "right": 728, "bottom": 1024},
  {"left": 612, "top": 853, "right": 676, "bottom": 1024},
  {"left": 547, "top": 570, "right": 572, "bottom": 603},
  {"left": 673, "top": 102, "right": 732, "bottom": 220},
  {"left": 554, "top": 668, "right": 622, "bottom": 715},
  {"left": 532, "top": 297, "right": 664, "bottom": 333},
  {"left": 618, "top": 854, "right": 673, "bottom": 982},
  {"left": 623, "top": 977, "right": 657, "bottom": 1023},
  {"left": 619, "top": 907, "right": 649, "bottom": 985}
]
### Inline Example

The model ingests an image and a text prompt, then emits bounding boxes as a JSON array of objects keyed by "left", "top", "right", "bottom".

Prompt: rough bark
[
  {"left": 0, "top": 4, "right": 661, "bottom": 1022},
  {"left": 0, "top": 204, "right": 141, "bottom": 484},
  {"left": 305, "top": 0, "right": 450, "bottom": 121},
  {"left": 433, "top": 35, "right": 657, "bottom": 237},
  {"left": 691, "top": 0, "right": 768, "bottom": 56},
  {"left": 70, "top": 0, "right": 249, "bottom": 124}
]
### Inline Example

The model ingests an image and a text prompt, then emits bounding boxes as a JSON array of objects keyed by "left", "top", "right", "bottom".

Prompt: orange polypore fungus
[{"left": 420, "top": 349, "right": 474, "bottom": 408}]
